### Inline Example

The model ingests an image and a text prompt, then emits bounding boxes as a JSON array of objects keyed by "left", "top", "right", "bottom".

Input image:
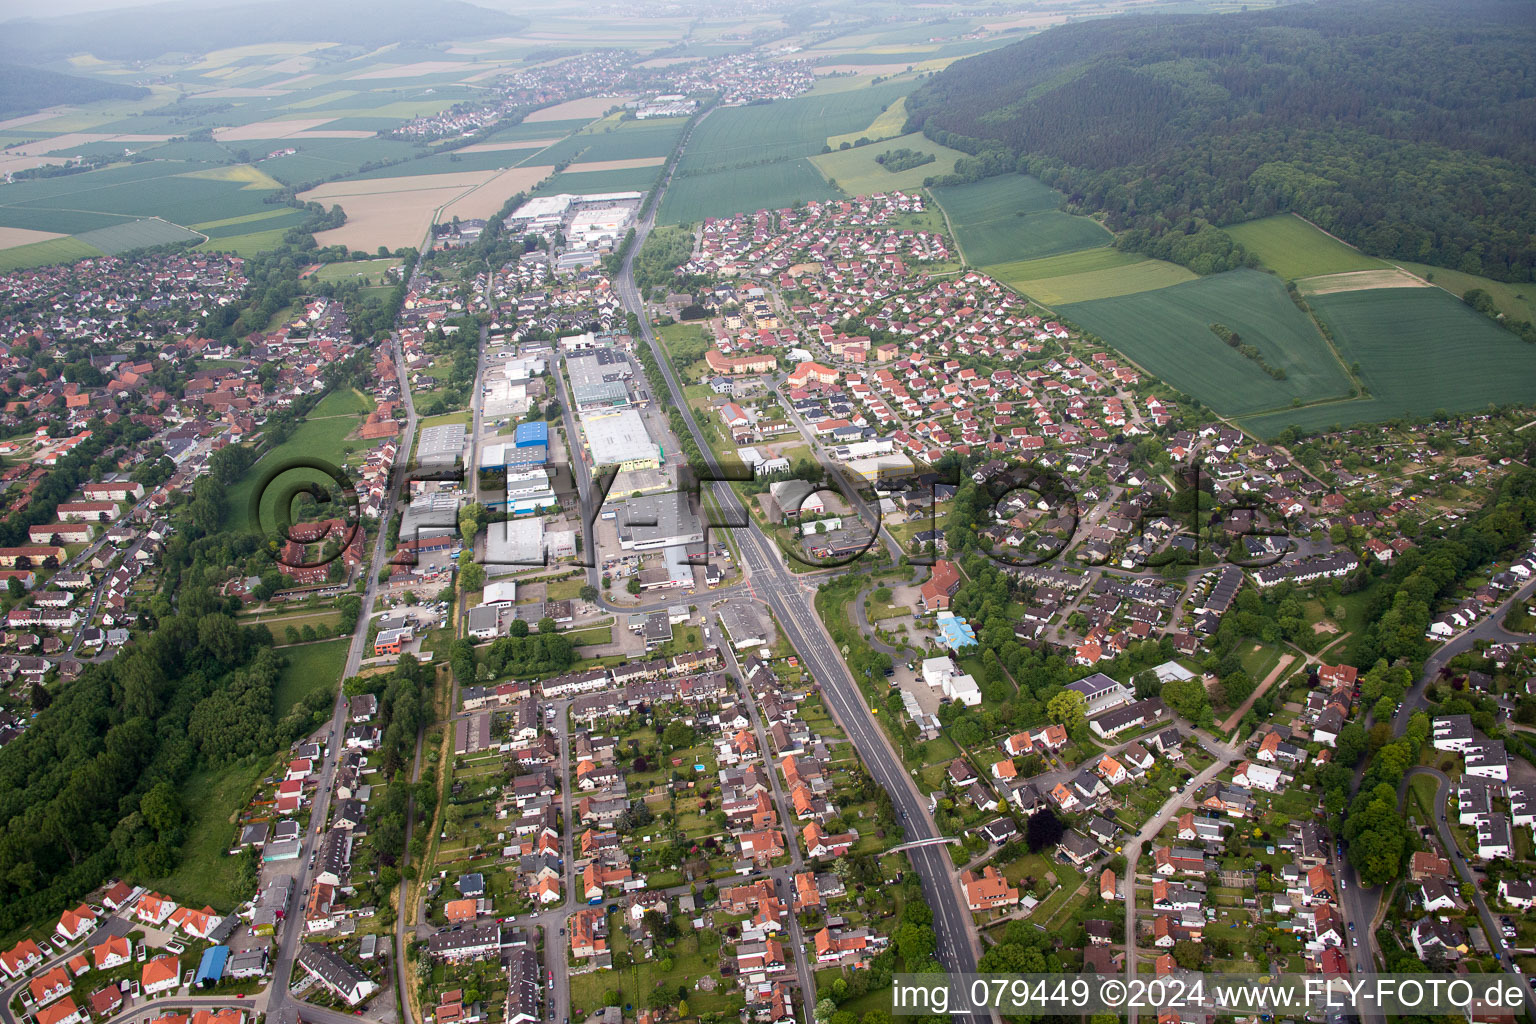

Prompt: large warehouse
[{"left": 583, "top": 408, "right": 660, "bottom": 471}]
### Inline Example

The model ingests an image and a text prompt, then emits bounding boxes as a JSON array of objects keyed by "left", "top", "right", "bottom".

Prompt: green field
[
  {"left": 72, "top": 217, "right": 205, "bottom": 254},
  {"left": 532, "top": 164, "right": 663, "bottom": 197},
  {"left": 985, "top": 245, "right": 1196, "bottom": 305},
  {"left": 0, "top": 159, "right": 282, "bottom": 236},
  {"left": 827, "top": 96, "right": 908, "bottom": 149},
  {"left": 809, "top": 131, "right": 967, "bottom": 196},
  {"left": 304, "top": 257, "right": 402, "bottom": 285},
  {"left": 658, "top": 82, "right": 910, "bottom": 223},
  {"left": 1396, "top": 261, "right": 1536, "bottom": 324},
  {"left": 1242, "top": 287, "right": 1536, "bottom": 436},
  {"left": 930, "top": 174, "right": 1112, "bottom": 266},
  {"left": 225, "top": 388, "right": 373, "bottom": 532},
  {"left": 527, "top": 117, "right": 688, "bottom": 166},
  {"left": 273, "top": 638, "right": 347, "bottom": 719},
  {"left": 137, "top": 761, "right": 264, "bottom": 913},
  {"left": 1060, "top": 269, "right": 1354, "bottom": 416},
  {"left": 0, "top": 235, "right": 105, "bottom": 271},
  {"left": 1223, "top": 214, "right": 1386, "bottom": 281}
]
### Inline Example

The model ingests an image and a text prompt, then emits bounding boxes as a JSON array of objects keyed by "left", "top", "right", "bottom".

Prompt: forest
[
  {"left": 0, "top": 62, "right": 145, "bottom": 119},
  {"left": 0, "top": 588, "right": 279, "bottom": 933},
  {"left": 904, "top": 0, "right": 1536, "bottom": 282}
]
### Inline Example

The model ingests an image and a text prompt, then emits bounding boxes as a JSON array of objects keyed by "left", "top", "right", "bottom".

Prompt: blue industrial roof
[
  {"left": 515, "top": 420, "right": 549, "bottom": 447},
  {"left": 194, "top": 945, "right": 229, "bottom": 985}
]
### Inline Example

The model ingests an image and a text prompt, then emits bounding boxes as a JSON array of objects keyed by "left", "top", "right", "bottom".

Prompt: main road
[{"left": 610, "top": 161, "right": 987, "bottom": 1014}]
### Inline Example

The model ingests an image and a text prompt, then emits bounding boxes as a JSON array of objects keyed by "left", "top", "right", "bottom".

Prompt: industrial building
[
  {"left": 612, "top": 492, "right": 703, "bottom": 551},
  {"left": 567, "top": 349, "right": 634, "bottom": 411},
  {"left": 485, "top": 519, "right": 549, "bottom": 569},
  {"left": 417, "top": 422, "right": 466, "bottom": 471},
  {"left": 583, "top": 408, "right": 660, "bottom": 471}
]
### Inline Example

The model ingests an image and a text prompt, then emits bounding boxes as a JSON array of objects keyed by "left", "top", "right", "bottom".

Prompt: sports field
[
  {"left": 809, "top": 132, "right": 967, "bottom": 196},
  {"left": 1223, "top": 214, "right": 1386, "bottom": 281},
  {"left": 930, "top": 174, "right": 1112, "bottom": 266},
  {"left": 1242, "top": 287, "right": 1536, "bottom": 436},
  {"left": 1060, "top": 269, "right": 1354, "bottom": 416},
  {"left": 985, "top": 246, "right": 1196, "bottom": 305},
  {"left": 658, "top": 83, "right": 910, "bottom": 224}
]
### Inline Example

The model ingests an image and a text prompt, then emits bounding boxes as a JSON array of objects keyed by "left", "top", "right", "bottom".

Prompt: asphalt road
[{"left": 610, "top": 181, "right": 987, "bottom": 1017}]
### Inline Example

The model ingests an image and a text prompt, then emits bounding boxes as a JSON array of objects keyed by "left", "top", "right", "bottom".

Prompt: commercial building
[
  {"left": 583, "top": 409, "right": 660, "bottom": 471},
  {"left": 485, "top": 520, "right": 549, "bottom": 569},
  {"left": 417, "top": 423, "right": 467, "bottom": 471},
  {"left": 612, "top": 492, "right": 703, "bottom": 551},
  {"left": 567, "top": 349, "right": 633, "bottom": 411}
]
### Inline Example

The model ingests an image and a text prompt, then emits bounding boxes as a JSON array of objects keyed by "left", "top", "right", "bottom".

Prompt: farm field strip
[
  {"left": 1295, "top": 266, "right": 1432, "bottom": 295},
  {"left": 1060, "top": 268, "right": 1354, "bottom": 417},
  {"left": 808, "top": 131, "right": 968, "bottom": 195},
  {"left": 930, "top": 174, "right": 1113, "bottom": 266},
  {"left": 1241, "top": 286, "right": 1536, "bottom": 436},
  {"left": 1223, "top": 213, "right": 1387, "bottom": 281},
  {"left": 985, "top": 251, "right": 1196, "bottom": 305}
]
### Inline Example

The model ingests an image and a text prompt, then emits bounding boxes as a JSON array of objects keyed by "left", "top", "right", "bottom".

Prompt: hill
[
  {"left": 1, "top": 0, "right": 528, "bottom": 63},
  {"left": 903, "top": 0, "right": 1536, "bottom": 283},
  {"left": 0, "top": 62, "right": 146, "bottom": 118}
]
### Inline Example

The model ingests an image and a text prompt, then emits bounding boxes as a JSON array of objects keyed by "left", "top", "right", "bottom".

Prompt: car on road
[
  {"left": 1351, "top": 938, "right": 1358, "bottom": 947},
  {"left": 1348, "top": 922, "right": 1354, "bottom": 931}
]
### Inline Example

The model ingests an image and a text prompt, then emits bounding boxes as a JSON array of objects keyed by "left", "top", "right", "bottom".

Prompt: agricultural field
[
  {"left": 1060, "top": 269, "right": 1354, "bottom": 417},
  {"left": 1395, "top": 261, "right": 1536, "bottom": 324},
  {"left": 525, "top": 116, "right": 689, "bottom": 166},
  {"left": 809, "top": 131, "right": 967, "bottom": 196},
  {"left": 72, "top": 217, "right": 204, "bottom": 254},
  {"left": 657, "top": 82, "right": 909, "bottom": 224},
  {"left": 826, "top": 95, "right": 908, "bottom": 148},
  {"left": 1242, "top": 287, "right": 1536, "bottom": 436},
  {"left": 986, "top": 245, "right": 1196, "bottom": 305},
  {"left": 530, "top": 163, "right": 660, "bottom": 197},
  {"left": 930, "top": 174, "right": 1112, "bottom": 266},
  {"left": 0, "top": 235, "right": 103, "bottom": 271},
  {"left": 304, "top": 165, "right": 551, "bottom": 251},
  {"left": 1223, "top": 214, "right": 1386, "bottom": 281}
]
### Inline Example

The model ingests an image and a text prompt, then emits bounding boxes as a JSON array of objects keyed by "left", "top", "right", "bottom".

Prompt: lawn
[
  {"left": 273, "top": 638, "right": 348, "bottom": 719},
  {"left": 224, "top": 388, "right": 375, "bottom": 532},
  {"left": 1060, "top": 268, "right": 1354, "bottom": 418},
  {"left": 1242, "top": 286, "right": 1536, "bottom": 436},
  {"left": 808, "top": 132, "right": 969, "bottom": 196},
  {"left": 930, "top": 174, "right": 1112, "bottom": 267},
  {"left": 986, "top": 248, "right": 1195, "bottom": 305},
  {"left": 305, "top": 257, "right": 402, "bottom": 286},
  {"left": 1223, "top": 214, "right": 1386, "bottom": 282},
  {"left": 136, "top": 760, "right": 265, "bottom": 913}
]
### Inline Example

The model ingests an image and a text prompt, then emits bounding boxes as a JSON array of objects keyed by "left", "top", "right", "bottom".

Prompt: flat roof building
[
  {"left": 613, "top": 492, "right": 703, "bottom": 551},
  {"left": 583, "top": 409, "right": 659, "bottom": 471}
]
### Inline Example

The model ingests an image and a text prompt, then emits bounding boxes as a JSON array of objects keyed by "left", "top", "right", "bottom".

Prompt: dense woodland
[
  {"left": 906, "top": 0, "right": 1536, "bottom": 281},
  {"left": 0, "top": 62, "right": 145, "bottom": 119}
]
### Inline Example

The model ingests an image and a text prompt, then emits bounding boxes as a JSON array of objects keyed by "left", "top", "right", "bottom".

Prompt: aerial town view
[{"left": 0, "top": 1, "right": 1534, "bottom": 1024}]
